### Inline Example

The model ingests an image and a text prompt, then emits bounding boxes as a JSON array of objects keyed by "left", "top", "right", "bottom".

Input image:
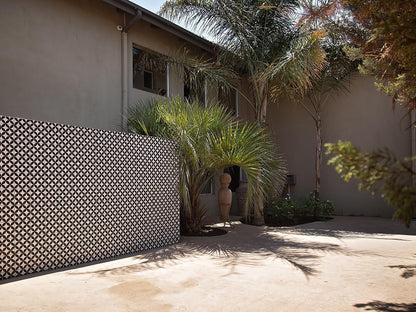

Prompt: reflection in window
[
  {"left": 143, "top": 70, "right": 153, "bottom": 89},
  {"left": 201, "top": 178, "right": 213, "bottom": 194},
  {"left": 183, "top": 69, "right": 206, "bottom": 106},
  {"left": 133, "top": 47, "right": 167, "bottom": 96},
  {"left": 218, "top": 88, "right": 237, "bottom": 116}
]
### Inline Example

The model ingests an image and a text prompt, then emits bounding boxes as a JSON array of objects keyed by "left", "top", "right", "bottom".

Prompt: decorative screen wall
[{"left": 0, "top": 115, "right": 179, "bottom": 280}]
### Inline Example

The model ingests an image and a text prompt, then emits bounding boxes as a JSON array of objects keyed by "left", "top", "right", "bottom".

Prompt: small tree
[
  {"left": 300, "top": 45, "right": 354, "bottom": 202},
  {"left": 320, "top": 0, "right": 416, "bottom": 226},
  {"left": 127, "top": 97, "right": 286, "bottom": 233},
  {"left": 292, "top": 16, "right": 358, "bottom": 200},
  {"left": 326, "top": 141, "right": 416, "bottom": 227},
  {"left": 161, "top": 0, "right": 326, "bottom": 224},
  {"left": 341, "top": 0, "right": 416, "bottom": 110}
]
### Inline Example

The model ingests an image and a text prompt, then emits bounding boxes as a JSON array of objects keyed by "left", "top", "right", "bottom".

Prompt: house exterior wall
[
  {"left": 0, "top": 0, "right": 223, "bottom": 218},
  {"left": 267, "top": 75, "right": 412, "bottom": 217},
  {"left": 0, "top": 0, "right": 123, "bottom": 130},
  {"left": 2, "top": 1, "right": 407, "bottom": 219},
  {"left": 0, "top": 0, "right": 209, "bottom": 131},
  {"left": 127, "top": 19, "right": 183, "bottom": 106}
]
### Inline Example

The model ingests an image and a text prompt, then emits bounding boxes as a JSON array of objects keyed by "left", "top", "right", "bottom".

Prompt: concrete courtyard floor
[{"left": 1, "top": 216, "right": 416, "bottom": 312}]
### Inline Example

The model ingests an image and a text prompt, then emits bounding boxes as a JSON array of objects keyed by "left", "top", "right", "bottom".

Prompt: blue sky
[{"left": 130, "top": 0, "right": 165, "bottom": 13}]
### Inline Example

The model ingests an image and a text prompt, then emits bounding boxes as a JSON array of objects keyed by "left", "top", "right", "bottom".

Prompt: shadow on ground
[
  {"left": 70, "top": 217, "right": 415, "bottom": 280},
  {"left": 387, "top": 264, "right": 416, "bottom": 279},
  {"left": 276, "top": 217, "right": 416, "bottom": 240},
  {"left": 354, "top": 300, "right": 416, "bottom": 312},
  {"left": 75, "top": 222, "right": 372, "bottom": 279}
]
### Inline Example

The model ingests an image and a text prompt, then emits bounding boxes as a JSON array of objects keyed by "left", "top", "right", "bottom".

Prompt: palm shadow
[
  {"left": 275, "top": 217, "right": 416, "bottom": 240},
  {"left": 387, "top": 264, "right": 416, "bottom": 279},
  {"left": 78, "top": 223, "right": 369, "bottom": 278},
  {"left": 354, "top": 300, "right": 416, "bottom": 311}
]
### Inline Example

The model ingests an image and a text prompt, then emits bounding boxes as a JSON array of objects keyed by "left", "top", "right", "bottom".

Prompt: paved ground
[{"left": 1, "top": 216, "right": 416, "bottom": 311}]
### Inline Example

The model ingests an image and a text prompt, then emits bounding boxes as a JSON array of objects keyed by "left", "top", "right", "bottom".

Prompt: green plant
[
  {"left": 326, "top": 140, "right": 416, "bottom": 227},
  {"left": 306, "top": 1, "right": 416, "bottom": 227},
  {"left": 127, "top": 97, "right": 287, "bottom": 233},
  {"left": 264, "top": 197, "right": 298, "bottom": 225},
  {"left": 300, "top": 191, "right": 334, "bottom": 218},
  {"left": 265, "top": 197, "right": 297, "bottom": 219},
  {"left": 160, "top": 0, "right": 326, "bottom": 224},
  {"left": 161, "top": 0, "right": 326, "bottom": 123}
]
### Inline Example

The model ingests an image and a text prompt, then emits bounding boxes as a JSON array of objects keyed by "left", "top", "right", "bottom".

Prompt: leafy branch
[{"left": 325, "top": 140, "right": 416, "bottom": 226}]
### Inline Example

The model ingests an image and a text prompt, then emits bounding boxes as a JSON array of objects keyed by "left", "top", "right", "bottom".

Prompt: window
[
  {"left": 218, "top": 88, "right": 238, "bottom": 116},
  {"left": 133, "top": 47, "right": 167, "bottom": 96},
  {"left": 143, "top": 70, "right": 153, "bottom": 89},
  {"left": 200, "top": 174, "right": 213, "bottom": 195},
  {"left": 201, "top": 179, "right": 213, "bottom": 194},
  {"left": 183, "top": 69, "right": 206, "bottom": 106}
]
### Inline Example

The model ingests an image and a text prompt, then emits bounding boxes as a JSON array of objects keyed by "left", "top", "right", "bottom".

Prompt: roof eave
[{"left": 101, "top": 0, "right": 216, "bottom": 54}]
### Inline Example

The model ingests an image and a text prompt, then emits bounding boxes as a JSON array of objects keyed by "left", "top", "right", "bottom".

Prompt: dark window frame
[{"left": 132, "top": 46, "right": 167, "bottom": 96}]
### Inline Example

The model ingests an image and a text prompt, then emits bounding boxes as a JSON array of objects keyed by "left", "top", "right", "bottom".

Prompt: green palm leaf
[{"left": 127, "top": 97, "right": 286, "bottom": 232}]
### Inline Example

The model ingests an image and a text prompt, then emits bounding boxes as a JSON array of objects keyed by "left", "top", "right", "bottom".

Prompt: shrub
[
  {"left": 264, "top": 197, "right": 298, "bottom": 225},
  {"left": 127, "top": 97, "right": 287, "bottom": 233},
  {"left": 300, "top": 191, "right": 334, "bottom": 218}
]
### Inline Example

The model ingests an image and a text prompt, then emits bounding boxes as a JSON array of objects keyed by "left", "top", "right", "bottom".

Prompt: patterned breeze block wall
[{"left": 0, "top": 115, "right": 179, "bottom": 280}]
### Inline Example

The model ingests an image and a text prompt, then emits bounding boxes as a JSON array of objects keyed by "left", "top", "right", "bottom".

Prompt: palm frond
[
  {"left": 263, "top": 29, "right": 327, "bottom": 99},
  {"left": 163, "top": 48, "right": 238, "bottom": 96},
  {"left": 161, "top": 1, "right": 298, "bottom": 62},
  {"left": 207, "top": 121, "right": 287, "bottom": 213},
  {"left": 295, "top": 0, "right": 341, "bottom": 28},
  {"left": 127, "top": 97, "right": 287, "bottom": 230}
]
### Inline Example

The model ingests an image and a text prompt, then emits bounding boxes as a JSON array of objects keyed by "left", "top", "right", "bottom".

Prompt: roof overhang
[{"left": 101, "top": 0, "right": 215, "bottom": 53}]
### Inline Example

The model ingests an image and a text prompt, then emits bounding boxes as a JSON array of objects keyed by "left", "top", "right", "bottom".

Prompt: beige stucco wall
[
  {"left": 0, "top": 0, "right": 210, "bottom": 131},
  {"left": 126, "top": 20, "right": 219, "bottom": 108},
  {"left": 0, "top": 0, "right": 124, "bottom": 130},
  {"left": 5, "top": 1, "right": 405, "bottom": 219},
  {"left": 126, "top": 23, "right": 222, "bottom": 215},
  {"left": 127, "top": 19, "right": 183, "bottom": 107},
  {"left": 0, "top": 0, "right": 224, "bottom": 216},
  {"left": 268, "top": 75, "right": 412, "bottom": 217}
]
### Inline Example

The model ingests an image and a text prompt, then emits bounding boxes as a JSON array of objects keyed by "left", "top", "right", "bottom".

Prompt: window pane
[
  {"left": 133, "top": 47, "right": 167, "bottom": 96},
  {"left": 200, "top": 174, "right": 213, "bottom": 194},
  {"left": 183, "top": 69, "right": 205, "bottom": 105},
  {"left": 144, "top": 71, "right": 153, "bottom": 89},
  {"left": 218, "top": 88, "right": 237, "bottom": 115}
]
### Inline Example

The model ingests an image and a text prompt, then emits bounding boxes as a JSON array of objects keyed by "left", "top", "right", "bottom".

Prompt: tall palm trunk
[
  {"left": 303, "top": 95, "right": 324, "bottom": 205},
  {"left": 253, "top": 80, "right": 268, "bottom": 225},
  {"left": 187, "top": 176, "right": 202, "bottom": 232},
  {"left": 315, "top": 117, "right": 322, "bottom": 202},
  {"left": 255, "top": 80, "right": 268, "bottom": 124}
]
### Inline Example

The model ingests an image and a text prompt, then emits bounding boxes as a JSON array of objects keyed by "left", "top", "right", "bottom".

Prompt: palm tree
[
  {"left": 297, "top": 42, "right": 356, "bottom": 209},
  {"left": 160, "top": 0, "right": 326, "bottom": 224},
  {"left": 127, "top": 97, "right": 286, "bottom": 233},
  {"left": 282, "top": 0, "right": 358, "bottom": 207},
  {"left": 296, "top": 27, "right": 358, "bottom": 203},
  {"left": 160, "top": 0, "right": 326, "bottom": 123}
]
